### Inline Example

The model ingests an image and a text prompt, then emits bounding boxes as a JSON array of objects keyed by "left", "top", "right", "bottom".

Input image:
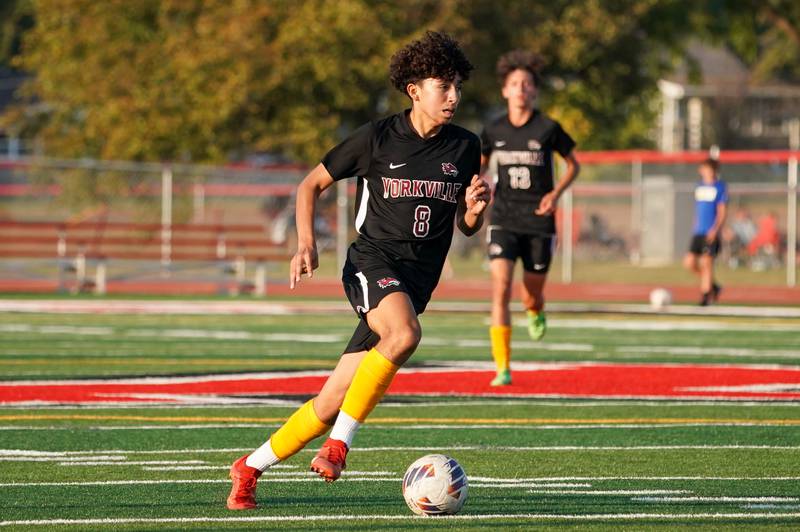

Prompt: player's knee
[
  {"left": 381, "top": 322, "right": 421, "bottom": 361},
  {"left": 493, "top": 280, "right": 513, "bottom": 302}
]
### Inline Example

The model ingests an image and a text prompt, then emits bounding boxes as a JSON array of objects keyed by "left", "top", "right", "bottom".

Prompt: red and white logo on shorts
[
  {"left": 377, "top": 277, "right": 400, "bottom": 289},
  {"left": 441, "top": 162, "right": 458, "bottom": 177}
]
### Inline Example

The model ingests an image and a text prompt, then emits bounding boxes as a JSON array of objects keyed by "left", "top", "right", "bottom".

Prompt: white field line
[
  {"left": 411, "top": 422, "right": 799, "bottom": 429},
  {"left": 421, "top": 336, "right": 594, "bottom": 351},
  {"left": 471, "top": 483, "right": 593, "bottom": 488},
  {"left": 679, "top": 384, "right": 800, "bottom": 393},
  {"left": 3, "top": 445, "right": 799, "bottom": 459},
  {"left": 0, "top": 421, "right": 796, "bottom": 431},
  {"left": 5, "top": 398, "right": 800, "bottom": 409},
  {"left": 5, "top": 361, "right": 800, "bottom": 386},
  {"left": 0, "top": 456, "right": 127, "bottom": 462},
  {"left": 57, "top": 460, "right": 205, "bottom": 466},
  {"left": 2, "top": 296, "right": 799, "bottom": 319},
  {"left": 0, "top": 323, "right": 590, "bottom": 351},
  {"left": 4, "top": 477, "right": 800, "bottom": 488},
  {"left": 527, "top": 490, "right": 694, "bottom": 495},
  {"left": 744, "top": 504, "right": 800, "bottom": 509},
  {"left": 142, "top": 466, "right": 227, "bottom": 471},
  {"left": 634, "top": 496, "right": 799, "bottom": 503},
  {"left": 5, "top": 513, "right": 800, "bottom": 526},
  {"left": 617, "top": 345, "right": 800, "bottom": 359},
  {"left": 0, "top": 478, "right": 396, "bottom": 488},
  {"left": 543, "top": 318, "right": 800, "bottom": 332}
]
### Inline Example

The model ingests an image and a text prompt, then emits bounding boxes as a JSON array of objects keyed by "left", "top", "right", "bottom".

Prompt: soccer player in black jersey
[
  {"left": 227, "top": 31, "right": 489, "bottom": 510},
  {"left": 481, "top": 50, "right": 580, "bottom": 386}
]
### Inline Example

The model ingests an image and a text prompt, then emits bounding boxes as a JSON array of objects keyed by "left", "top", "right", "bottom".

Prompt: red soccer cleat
[
  {"left": 310, "top": 438, "right": 348, "bottom": 482},
  {"left": 226, "top": 455, "right": 262, "bottom": 510}
]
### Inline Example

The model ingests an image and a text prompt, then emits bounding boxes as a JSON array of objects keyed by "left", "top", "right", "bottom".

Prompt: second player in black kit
[
  {"left": 481, "top": 50, "right": 580, "bottom": 387},
  {"left": 481, "top": 112, "right": 575, "bottom": 265}
]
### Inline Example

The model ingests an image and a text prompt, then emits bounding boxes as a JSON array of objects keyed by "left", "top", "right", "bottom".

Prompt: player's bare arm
[
  {"left": 290, "top": 163, "right": 335, "bottom": 289},
  {"left": 457, "top": 174, "right": 490, "bottom": 236},
  {"left": 535, "top": 151, "right": 580, "bottom": 215},
  {"left": 706, "top": 201, "right": 728, "bottom": 243}
]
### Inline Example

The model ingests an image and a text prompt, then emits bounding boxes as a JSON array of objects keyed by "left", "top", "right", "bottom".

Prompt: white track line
[{"left": 4, "top": 513, "right": 800, "bottom": 526}]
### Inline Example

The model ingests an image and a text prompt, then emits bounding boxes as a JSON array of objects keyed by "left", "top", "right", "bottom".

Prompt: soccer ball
[
  {"left": 402, "top": 454, "right": 468, "bottom": 516},
  {"left": 649, "top": 288, "right": 672, "bottom": 311}
]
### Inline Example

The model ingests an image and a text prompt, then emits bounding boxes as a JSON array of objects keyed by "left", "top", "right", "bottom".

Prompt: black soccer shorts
[
  {"left": 689, "top": 234, "right": 720, "bottom": 257},
  {"left": 486, "top": 226, "right": 555, "bottom": 273},
  {"left": 340, "top": 242, "right": 434, "bottom": 354}
]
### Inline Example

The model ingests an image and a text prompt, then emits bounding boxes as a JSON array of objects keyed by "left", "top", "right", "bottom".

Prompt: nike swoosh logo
[
  {"left": 495, "top": 141, "right": 506, "bottom": 147},
  {"left": 389, "top": 163, "right": 407, "bottom": 169}
]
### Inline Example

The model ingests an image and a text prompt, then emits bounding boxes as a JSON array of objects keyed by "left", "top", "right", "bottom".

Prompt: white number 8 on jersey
[{"left": 413, "top": 205, "right": 431, "bottom": 237}]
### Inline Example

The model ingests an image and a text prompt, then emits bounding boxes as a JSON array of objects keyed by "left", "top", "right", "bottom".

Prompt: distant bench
[{"left": 0, "top": 220, "right": 293, "bottom": 295}]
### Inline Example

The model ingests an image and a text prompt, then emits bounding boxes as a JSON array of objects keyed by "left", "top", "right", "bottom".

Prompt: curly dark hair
[
  {"left": 496, "top": 49, "right": 545, "bottom": 87},
  {"left": 389, "top": 31, "right": 474, "bottom": 95}
]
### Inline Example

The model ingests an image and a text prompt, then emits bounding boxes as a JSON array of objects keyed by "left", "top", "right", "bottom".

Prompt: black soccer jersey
[
  {"left": 322, "top": 110, "right": 481, "bottom": 276},
  {"left": 481, "top": 111, "right": 575, "bottom": 235}
]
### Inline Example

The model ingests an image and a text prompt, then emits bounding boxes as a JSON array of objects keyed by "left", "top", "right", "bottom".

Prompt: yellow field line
[{"left": 1, "top": 414, "right": 799, "bottom": 425}]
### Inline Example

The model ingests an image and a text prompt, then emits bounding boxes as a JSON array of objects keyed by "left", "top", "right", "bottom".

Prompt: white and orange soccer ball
[
  {"left": 649, "top": 288, "right": 673, "bottom": 311},
  {"left": 402, "top": 454, "right": 468, "bottom": 516}
]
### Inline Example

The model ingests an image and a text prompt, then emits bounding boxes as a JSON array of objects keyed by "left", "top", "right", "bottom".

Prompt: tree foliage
[{"left": 6, "top": 0, "right": 795, "bottom": 168}]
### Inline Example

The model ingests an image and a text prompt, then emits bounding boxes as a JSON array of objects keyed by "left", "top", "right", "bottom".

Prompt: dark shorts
[
  {"left": 689, "top": 234, "right": 720, "bottom": 257},
  {"left": 486, "top": 226, "right": 555, "bottom": 273},
  {"left": 341, "top": 242, "right": 434, "bottom": 354}
]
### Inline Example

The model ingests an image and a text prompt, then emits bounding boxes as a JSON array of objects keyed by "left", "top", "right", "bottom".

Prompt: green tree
[{"left": 9, "top": 0, "right": 746, "bottom": 170}]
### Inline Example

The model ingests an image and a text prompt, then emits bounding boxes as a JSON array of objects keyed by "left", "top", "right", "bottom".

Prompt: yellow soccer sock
[
  {"left": 490, "top": 325, "right": 511, "bottom": 372},
  {"left": 269, "top": 399, "right": 331, "bottom": 461},
  {"left": 340, "top": 348, "right": 400, "bottom": 423}
]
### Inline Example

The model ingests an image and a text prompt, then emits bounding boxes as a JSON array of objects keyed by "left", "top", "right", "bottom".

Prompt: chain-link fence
[{"left": 1, "top": 152, "right": 797, "bottom": 293}]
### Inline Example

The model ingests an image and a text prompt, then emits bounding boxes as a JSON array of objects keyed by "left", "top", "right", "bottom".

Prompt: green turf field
[
  {"left": 1, "top": 306, "right": 799, "bottom": 530},
  {"left": 2, "top": 310, "right": 800, "bottom": 378}
]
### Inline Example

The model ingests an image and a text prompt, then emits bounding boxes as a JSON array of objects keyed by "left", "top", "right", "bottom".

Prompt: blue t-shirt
[{"left": 693, "top": 180, "right": 728, "bottom": 235}]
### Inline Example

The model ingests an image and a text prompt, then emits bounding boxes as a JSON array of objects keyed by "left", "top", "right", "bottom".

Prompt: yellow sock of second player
[
  {"left": 490, "top": 325, "right": 511, "bottom": 372},
  {"left": 330, "top": 348, "right": 400, "bottom": 447}
]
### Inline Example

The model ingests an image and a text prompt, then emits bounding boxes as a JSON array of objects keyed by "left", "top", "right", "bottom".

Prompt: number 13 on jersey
[{"left": 508, "top": 166, "right": 531, "bottom": 189}]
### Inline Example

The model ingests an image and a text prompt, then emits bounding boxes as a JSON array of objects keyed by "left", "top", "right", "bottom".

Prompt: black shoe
[
  {"left": 699, "top": 292, "right": 711, "bottom": 306},
  {"left": 711, "top": 283, "right": 722, "bottom": 302}
]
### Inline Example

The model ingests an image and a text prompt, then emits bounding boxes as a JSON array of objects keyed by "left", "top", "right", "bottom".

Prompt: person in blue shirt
[{"left": 683, "top": 158, "right": 728, "bottom": 305}]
